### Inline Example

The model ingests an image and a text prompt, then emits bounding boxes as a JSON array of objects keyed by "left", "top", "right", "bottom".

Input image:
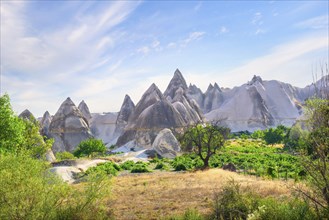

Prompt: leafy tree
[
  {"left": 0, "top": 94, "right": 25, "bottom": 153},
  {"left": 251, "top": 130, "right": 265, "bottom": 139},
  {"left": 297, "top": 98, "right": 329, "bottom": 217},
  {"left": 283, "top": 124, "right": 307, "bottom": 152},
  {"left": 74, "top": 138, "right": 107, "bottom": 158},
  {"left": 0, "top": 94, "right": 51, "bottom": 156},
  {"left": 180, "top": 124, "right": 230, "bottom": 169},
  {"left": 263, "top": 125, "right": 289, "bottom": 145}
]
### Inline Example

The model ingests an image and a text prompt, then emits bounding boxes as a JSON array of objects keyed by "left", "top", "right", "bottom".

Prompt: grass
[{"left": 108, "top": 168, "right": 292, "bottom": 220}]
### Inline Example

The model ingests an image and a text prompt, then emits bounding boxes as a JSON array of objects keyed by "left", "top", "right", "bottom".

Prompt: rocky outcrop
[
  {"left": 116, "top": 83, "right": 186, "bottom": 148},
  {"left": 49, "top": 97, "right": 92, "bottom": 153},
  {"left": 90, "top": 112, "right": 120, "bottom": 146},
  {"left": 164, "top": 69, "right": 188, "bottom": 100},
  {"left": 78, "top": 100, "right": 92, "bottom": 122},
  {"left": 203, "top": 83, "right": 224, "bottom": 113},
  {"left": 116, "top": 95, "right": 135, "bottom": 125},
  {"left": 152, "top": 128, "right": 181, "bottom": 158},
  {"left": 19, "top": 109, "right": 36, "bottom": 121},
  {"left": 40, "top": 111, "right": 52, "bottom": 137},
  {"left": 186, "top": 84, "right": 204, "bottom": 109}
]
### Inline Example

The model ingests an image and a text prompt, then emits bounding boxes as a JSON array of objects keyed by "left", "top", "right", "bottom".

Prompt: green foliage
[
  {"left": 263, "top": 125, "right": 289, "bottom": 145},
  {"left": 0, "top": 152, "right": 111, "bottom": 220},
  {"left": 74, "top": 138, "right": 107, "bottom": 158},
  {"left": 299, "top": 98, "right": 329, "bottom": 215},
  {"left": 0, "top": 94, "right": 25, "bottom": 153},
  {"left": 166, "top": 209, "right": 204, "bottom": 220},
  {"left": 85, "top": 161, "right": 121, "bottom": 176},
  {"left": 55, "top": 151, "right": 76, "bottom": 160},
  {"left": 131, "top": 161, "right": 151, "bottom": 173},
  {"left": 120, "top": 160, "right": 135, "bottom": 170},
  {"left": 0, "top": 94, "right": 52, "bottom": 157},
  {"left": 283, "top": 124, "right": 307, "bottom": 152},
  {"left": 181, "top": 124, "right": 230, "bottom": 168},
  {"left": 171, "top": 155, "right": 195, "bottom": 171},
  {"left": 251, "top": 130, "right": 265, "bottom": 139},
  {"left": 211, "top": 180, "right": 317, "bottom": 220}
]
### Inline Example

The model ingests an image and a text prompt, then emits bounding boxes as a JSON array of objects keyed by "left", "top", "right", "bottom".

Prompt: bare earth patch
[{"left": 109, "top": 169, "right": 293, "bottom": 219}]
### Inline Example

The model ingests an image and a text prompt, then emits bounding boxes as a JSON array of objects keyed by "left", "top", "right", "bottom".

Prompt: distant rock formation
[
  {"left": 116, "top": 95, "right": 135, "bottom": 125},
  {"left": 116, "top": 83, "right": 186, "bottom": 148},
  {"left": 40, "top": 111, "right": 52, "bottom": 137},
  {"left": 152, "top": 128, "right": 181, "bottom": 158},
  {"left": 49, "top": 97, "right": 92, "bottom": 153},
  {"left": 164, "top": 69, "right": 188, "bottom": 99},
  {"left": 19, "top": 109, "right": 36, "bottom": 121},
  {"left": 90, "top": 112, "right": 119, "bottom": 146},
  {"left": 78, "top": 100, "right": 92, "bottom": 123}
]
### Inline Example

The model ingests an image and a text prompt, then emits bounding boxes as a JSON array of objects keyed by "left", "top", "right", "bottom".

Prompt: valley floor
[{"left": 109, "top": 169, "right": 292, "bottom": 219}]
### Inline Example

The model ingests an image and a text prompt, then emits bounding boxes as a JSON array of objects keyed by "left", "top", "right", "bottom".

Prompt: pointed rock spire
[
  {"left": 40, "top": 111, "right": 52, "bottom": 137},
  {"left": 117, "top": 94, "right": 135, "bottom": 124},
  {"left": 250, "top": 75, "right": 263, "bottom": 84},
  {"left": 78, "top": 100, "right": 92, "bottom": 122},
  {"left": 164, "top": 69, "right": 188, "bottom": 99},
  {"left": 18, "top": 109, "right": 35, "bottom": 121},
  {"left": 49, "top": 97, "right": 92, "bottom": 153}
]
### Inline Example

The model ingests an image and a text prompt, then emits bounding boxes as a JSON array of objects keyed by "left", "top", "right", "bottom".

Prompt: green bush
[
  {"left": 74, "top": 138, "right": 106, "bottom": 158},
  {"left": 85, "top": 161, "right": 121, "bottom": 176},
  {"left": 210, "top": 180, "right": 317, "bottom": 220},
  {"left": 55, "top": 151, "right": 75, "bottom": 160},
  {"left": 131, "top": 161, "right": 151, "bottom": 173},
  {"left": 166, "top": 209, "right": 204, "bottom": 220},
  {"left": 120, "top": 160, "right": 135, "bottom": 170},
  {"left": 0, "top": 152, "right": 111, "bottom": 220},
  {"left": 155, "top": 161, "right": 170, "bottom": 170},
  {"left": 0, "top": 94, "right": 52, "bottom": 157}
]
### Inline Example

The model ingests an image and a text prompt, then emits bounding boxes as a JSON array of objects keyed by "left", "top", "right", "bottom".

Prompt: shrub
[
  {"left": 85, "top": 162, "right": 121, "bottom": 176},
  {"left": 0, "top": 152, "right": 112, "bottom": 220},
  {"left": 55, "top": 151, "right": 75, "bottom": 160},
  {"left": 120, "top": 160, "right": 135, "bottom": 170},
  {"left": 166, "top": 208, "right": 204, "bottom": 220},
  {"left": 74, "top": 138, "right": 106, "bottom": 158},
  {"left": 155, "top": 161, "right": 170, "bottom": 170},
  {"left": 131, "top": 162, "right": 151, "bottom": 173}
]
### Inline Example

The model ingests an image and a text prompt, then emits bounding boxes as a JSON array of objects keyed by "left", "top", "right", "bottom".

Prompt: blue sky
[{"left": 1, "top": 1, "right": 328, "bottom": 116}]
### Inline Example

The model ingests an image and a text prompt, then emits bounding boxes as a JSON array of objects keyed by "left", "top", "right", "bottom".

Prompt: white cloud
[
  {"left": 252, "top": 12, "right": 263, "bottom": 25},
  {"left": 137, "top": 46, "right": 150, "bottom": 54},
  {"left": 152, "top": 40, "right": 160, "bottom": 48},
  {"left": 221, "top": 35, "right": 328, "bottom": 87},
  {"left": 181, "top": 31, "right": 205, "bottom": 47},
  {"left": 295, "top": 15, "right": 329, "bottom": 29},
  {"left": 255, "top": 28, "right": 266, "bottom": 35},
  {"left": 167, "top": 42, "right": 176, "bottom": 48},
  {"left": 220, "top": 26, "right": 229, "bottom": 34}
]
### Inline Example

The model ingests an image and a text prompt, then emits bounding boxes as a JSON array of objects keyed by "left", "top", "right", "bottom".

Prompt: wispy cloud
[
  {"left": 220, "top": 26, "right": 229, "bottom": 34},
  {"left": 223, "top": 35, "right": 328, "bottom": 87},
  {"left": 251, "top": 12, "right": 263, "bottom": 25},
  {"left": 181, "top": 31, "right": 205, "bottom": 47},
  {"left": 1, "top": 1, "right": 140, "bottom": 114},
  {"left": 295, "top": 15, "right": 329, "bottom": 29}
]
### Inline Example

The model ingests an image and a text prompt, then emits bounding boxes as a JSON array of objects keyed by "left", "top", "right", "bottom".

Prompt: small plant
[
  {"left": 85, "top": 162, "right": 121, "bottom": 176},
  {"left": 55, "top": 151, "right": 75, "bottom": 160},
  {"left": 131, "top": 162, "right": 151, "bottom": 173},
  {"left": 120, "top": 160, "right": 135, "bottom": 170}
]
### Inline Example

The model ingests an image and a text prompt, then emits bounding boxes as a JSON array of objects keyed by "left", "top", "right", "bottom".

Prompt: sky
[{"left": 1, "top": 0, "right": 328, "bottom": 116}]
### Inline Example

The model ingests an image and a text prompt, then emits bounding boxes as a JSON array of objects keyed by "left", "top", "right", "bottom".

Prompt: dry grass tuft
[{"left": 109, "top": 169, "right": 292, "bottom": 219}]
